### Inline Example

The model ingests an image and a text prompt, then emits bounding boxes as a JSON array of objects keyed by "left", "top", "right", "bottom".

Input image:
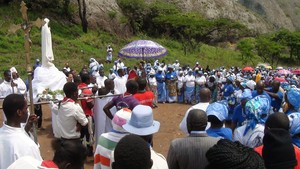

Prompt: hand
[
  {"left": 27, "top": 114, "right": 38, "bottom": 126},
  {"left": 11, "top": 81, "right": 17, "bottom": 87},
  {"left": 25, "top": 114, "right": 38, "bottom": 133},
  {"left": 76, "top": 123, "right": 82, "bottom": 132}
]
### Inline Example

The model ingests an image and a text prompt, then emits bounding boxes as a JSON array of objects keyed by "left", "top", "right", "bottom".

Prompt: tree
[
  {"left": 255, "top": 36, "right": 284, "bottom": 66},
  {"left": 117, "top": 0, "right": 147, "bottom": 34},
  {"left": 237, "top": 38, "right": 255, "bottom": 65},
  {"left": 77, "top": 0, "right": 88, "bottom": 33}
]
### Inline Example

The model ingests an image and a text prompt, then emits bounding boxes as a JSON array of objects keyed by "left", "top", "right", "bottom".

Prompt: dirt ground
[{"left": 0, "top": 103, "right": 190, "bottom": 169}]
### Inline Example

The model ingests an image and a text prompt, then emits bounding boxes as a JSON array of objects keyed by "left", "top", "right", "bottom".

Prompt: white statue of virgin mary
[
  {"left": 32, "top": 18, "right": 67, "bottom": 101},
  {"left": 41, "top": 18, "right": 54, "bottom": 67}
]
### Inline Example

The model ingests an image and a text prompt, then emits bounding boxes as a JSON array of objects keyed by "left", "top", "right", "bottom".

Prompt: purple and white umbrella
[{"left": 118, "top": 40, "right": 168, "bottom": 59}]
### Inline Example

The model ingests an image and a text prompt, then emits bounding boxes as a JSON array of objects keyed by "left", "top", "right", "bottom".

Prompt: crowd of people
[{"left": 1, "top": 55, "right": 300, "bottom": 169}]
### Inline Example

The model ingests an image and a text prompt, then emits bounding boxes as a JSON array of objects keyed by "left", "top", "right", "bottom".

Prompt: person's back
[
  {"left": 56, "top": 82, "right": 88, "bottom": 139},
  {"left": 94, "top": 108, "right": 131, "bottom": 169},
  {"left": 168, "top": 135, "right": 219, "bottom": 169},
  {"left": 168, "top": 109, "right": 219, "bottom": 169},
  {"left": 134, "top": 78, "right": 154, "bottom": 107}
]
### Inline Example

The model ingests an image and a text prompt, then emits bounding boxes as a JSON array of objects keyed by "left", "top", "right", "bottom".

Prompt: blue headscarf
[
  {"left": 288, "top": 112, "right": 300, "bottom": 136},
  {"left": 243, "top": 95, "right": 271, "bottom": 136},
  {"left": 206, "top": 102, "right": 228, "bottom": 122},
  {"left": 287, "top": 88, "right": 300, "bottom": 111}
]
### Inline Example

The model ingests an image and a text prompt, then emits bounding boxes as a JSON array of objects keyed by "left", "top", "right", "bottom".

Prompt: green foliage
[
  {"left": 237, "top": 38, "right": 256, "bottom": 65},
  {"left": 117, "top": 0, "right": 148, "bottom": 34},
  {"left": 255, "top": 35, "right": 284, "bottom": 66}
]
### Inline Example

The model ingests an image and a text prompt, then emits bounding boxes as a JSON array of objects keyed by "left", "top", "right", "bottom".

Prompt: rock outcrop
[{"left": 71, "top": 0, "right": 300, "bottom": 34}]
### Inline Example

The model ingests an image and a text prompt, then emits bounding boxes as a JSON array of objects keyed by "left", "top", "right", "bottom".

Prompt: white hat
[
  {"left": 123, "top": 105, "right": 160, "bottom": 136},
  {"left": 112, "top": 108, "right": 132, "bottom": 133},
  {"left": 10, "top": 67, "right": 17, "bottom": 73},
  {"left": 246, "top": 80, "right": 256, "bottom": 90}
]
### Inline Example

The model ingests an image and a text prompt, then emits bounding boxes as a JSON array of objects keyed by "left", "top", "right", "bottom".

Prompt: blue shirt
[
  {"left": 251, "top": 90, "right": 272, "bottom": 105},
  {"left": 232, "top": 104, "right": 246, "bottom": 127},
  {"left": 268, "top": 89, "right": 283, "bottom": 112},
  {"left": 223, "top": 84, "right": 234, "bottom": 97},
  {"left": 165, "top": 71, "right": 177, "bottom": 80},
  {"left": 155, "top": 72, "right": 165, "bottom": 83},
  {"left": 206, "top": 128, "right": 232, "bottom": 140}
]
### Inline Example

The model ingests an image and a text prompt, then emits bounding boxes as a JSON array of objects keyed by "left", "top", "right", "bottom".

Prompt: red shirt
[
  {"left": 255, "top": 145, "right": 300, "bottom": 169},
  {"left": 78, "top": 83, "right": 93, "bottom": 116},
  {"left": 133, "top": 90, "right": 154, "bottom": 107}
]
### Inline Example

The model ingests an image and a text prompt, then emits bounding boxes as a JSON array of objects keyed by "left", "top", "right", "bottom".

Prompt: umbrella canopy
[
  {"left": 277, "top": 69, "right": 292, "bottom": 76},
  {"left": 274, "top": 77, "right": 287, "bottom": 82},
  {"left": 118, "top": 40, "right": 168, "bottom": 59},
  {"left": 292, "top": 68, "right": 300, "bottom": 75},
  {"left": 242, "top": 66, "right": 254, "bottom": 71}
]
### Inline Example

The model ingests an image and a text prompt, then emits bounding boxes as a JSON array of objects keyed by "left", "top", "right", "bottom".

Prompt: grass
[{"left": 0, "top": 3, "right": 266, "bottom": 80}]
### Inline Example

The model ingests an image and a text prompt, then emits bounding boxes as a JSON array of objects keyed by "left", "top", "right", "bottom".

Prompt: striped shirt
[{"left": 94, "top": 132, "right": 128, "bottom": 169}]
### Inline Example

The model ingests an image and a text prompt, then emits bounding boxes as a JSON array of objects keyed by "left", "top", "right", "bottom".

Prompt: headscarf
[
  {"left": 288, "top": 112, "right": 300, "bottom": 136},
  {"left": 287, "top": 88, "right": 300, "bottom": 111},
  {"left": 206, "top": 102, "right": 228, "bottom": 122},
  {"left": 244, "top": 95, "right": 270, "bottom": 136}
]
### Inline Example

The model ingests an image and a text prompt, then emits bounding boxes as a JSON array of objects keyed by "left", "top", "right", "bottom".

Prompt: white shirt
[
  {"left": 179, "top": 102, "right": 210, "bottom": 134},
  {"left": 177, "top": 76, "right": 184, "bottom": 89},
  {"left": 13, "top": 78, "right": 27, "bottom": 94},
  {"left": 184, "top": 75, "right": 195, "bottom": 87},
  {"left": 0, "top": 123, "right": 42, "bottom": 169},
  {"left": 233, "top": 123, "right": 264, "bottom": 148},
  {"left": 173, "top": 63, "right": 180, "bottom": 70},
  {"left": 151, "top": 148, "right": 169, "bottom": 169},
  {"left": 96, "top": 76, "right": 108, "bottom": 88},
  {"left": 117, "top": 62, "right": 124, "bottom": 70},
  {"left": 109, "top": 73, "right": 117, "bottom": 80},
  {"left": 114, "top": 76, "right": 127, "bottom": 94},
  {"left": 56, "top": 99, "right": 88, "bottom": 139},
  {"left": 0, "top": 80, "right": 17, "bottom": 97},
  {"left": 195, "top": 76, "right": 206, "bottom": 85},
  {"left": 149, "top": 77, "right": 157, "bottom": 86}
]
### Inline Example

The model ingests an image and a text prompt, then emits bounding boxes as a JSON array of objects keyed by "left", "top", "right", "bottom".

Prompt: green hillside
[{"left": 0, "top": 3, "right": 262, "bottom": 79}]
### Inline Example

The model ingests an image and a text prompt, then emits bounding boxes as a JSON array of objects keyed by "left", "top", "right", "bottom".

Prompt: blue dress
[{"left": 155, "top": 72, "right": 166, "bottom": 103}]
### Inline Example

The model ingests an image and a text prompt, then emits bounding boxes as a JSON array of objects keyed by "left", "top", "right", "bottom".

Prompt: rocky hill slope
[{"left": 72, "top": 0, "right": 300, "bottom": 34}]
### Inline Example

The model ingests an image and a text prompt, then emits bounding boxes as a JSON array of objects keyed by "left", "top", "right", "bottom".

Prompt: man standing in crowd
[
  {"left": 114, "top": 69, "right": 127, "bottom": 94},
  {"left": 134, "top": 78, "right": 154, "bottom": 107},
  {"left": 0, "top": 94, "right": 42, "bottom": 169},
  {"left": 0, "top": 70, "right": 18, "bottom": 97},
  {"left": 78, "top": 73, "right": 94, "bottom": 156},
  {"left": 53, "top": 82, "right": 88, "bottom": 140},
  {"left": 106, "top": 45, "right": 113, "bottom": 63},
  {"left": 167, "top": 109, "right": 219, "bottom": 169},
  {"left": 96, "top": 69, "right": 108, "bottom": 88},
  {"left": 103, "top": 80, "right": 140, "bottom": 120},
  {"left": 180, "top": 88, "right": 211, "bottom": 134},
  {"left": 10, "top": 67, "right": 26, "bottom": 95},
  {"left": 265, "top": 80, "right": 283, "bottom": 112}
]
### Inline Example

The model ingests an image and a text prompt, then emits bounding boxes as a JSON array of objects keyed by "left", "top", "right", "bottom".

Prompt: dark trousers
[{"left": 34, "top": 105, "right": 43, "bottom": 128}]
